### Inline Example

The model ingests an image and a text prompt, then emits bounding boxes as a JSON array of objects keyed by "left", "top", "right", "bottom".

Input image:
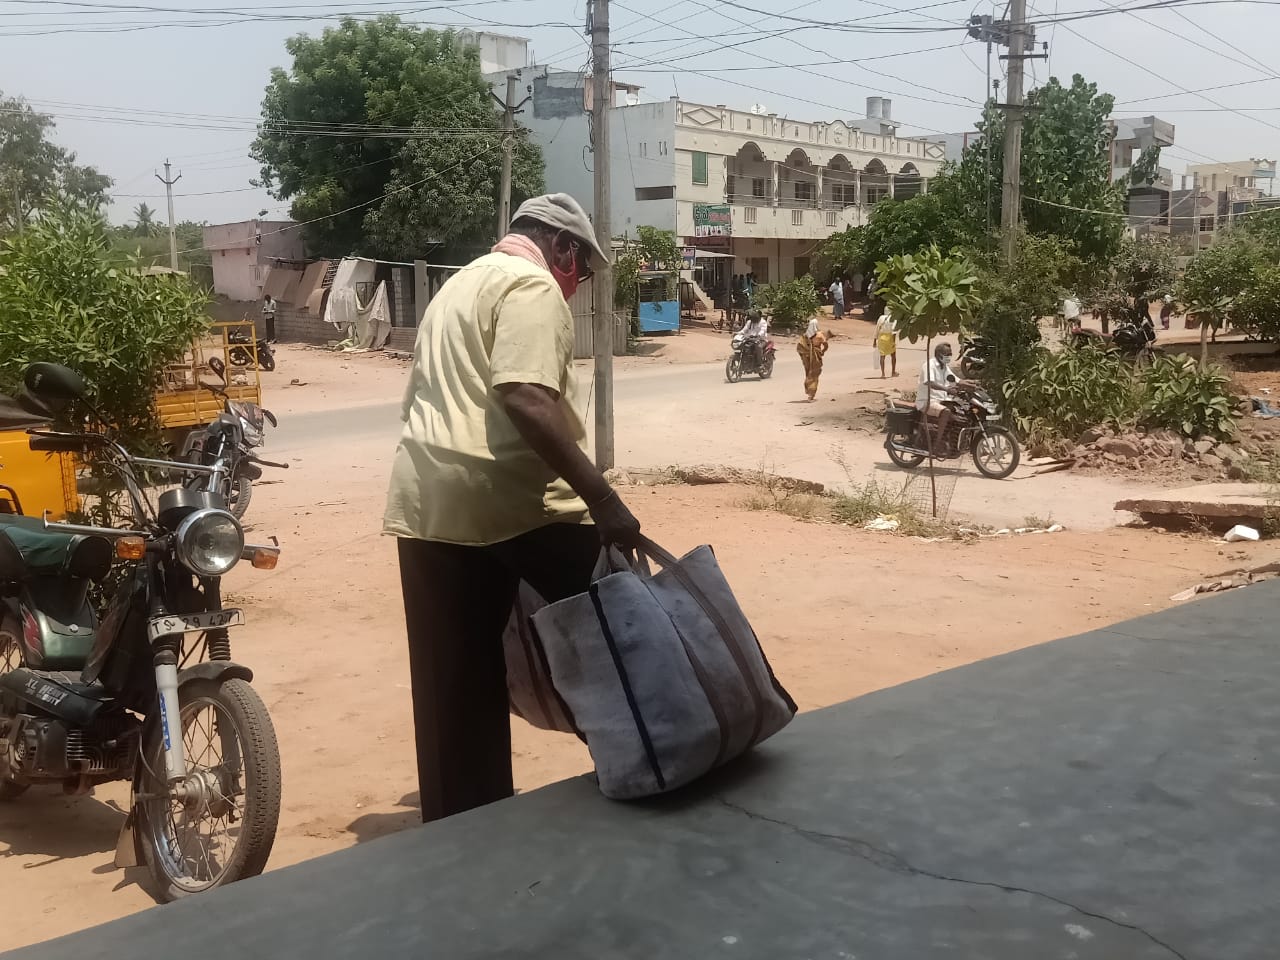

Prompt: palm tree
[{"left": 133, "top": 202, "right": 158, "bottom": 237}]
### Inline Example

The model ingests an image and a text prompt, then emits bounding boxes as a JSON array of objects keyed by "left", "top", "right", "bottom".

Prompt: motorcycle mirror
[
  {"left": 24, "top": 363, "right": 88, "bottom": 403},
  {"left": 263, "top": 409, "right": 277, "bottom": 428},
  {"left": 208, "top": 356, "right": 227, "bottom": 382}
]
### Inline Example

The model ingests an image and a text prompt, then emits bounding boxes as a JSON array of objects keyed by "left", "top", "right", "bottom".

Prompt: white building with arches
[{"left": 607, "top": 96, "right": 946, "bottom": 285}]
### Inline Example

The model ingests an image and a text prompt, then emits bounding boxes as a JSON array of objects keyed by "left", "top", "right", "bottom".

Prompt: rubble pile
[{"left": 1068, "top": 425, "right": 1276, "bottom": 480}]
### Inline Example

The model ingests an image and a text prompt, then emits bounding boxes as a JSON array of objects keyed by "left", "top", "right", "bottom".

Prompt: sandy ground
[{"left": 3, "top": 342, "right": 1278, "bottom": 950}]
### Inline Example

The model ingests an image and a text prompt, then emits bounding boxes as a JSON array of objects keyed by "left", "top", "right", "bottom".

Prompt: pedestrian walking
[
  {"left": 876, "top": 307, "right": 898, "bottom": 378},
  {"left": 383, "top": 192, "right": 643, "bottom": 824},
  {"left": 1160, "top": 293, "right": 1175, "bottom": 331},
  {"left": 261, "top": 294, "right": 277, "bottom": 344},
  {"left": 828, "top": 277, "right": 845, "bottom": 320},
  {"left": 797, "top": 315, "right": 830, "bottom": 401}
]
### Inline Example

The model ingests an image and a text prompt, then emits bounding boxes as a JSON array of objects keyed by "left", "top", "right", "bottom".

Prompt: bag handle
[{"left": 591, "top": 545, "right": 652, "bottom": 581}]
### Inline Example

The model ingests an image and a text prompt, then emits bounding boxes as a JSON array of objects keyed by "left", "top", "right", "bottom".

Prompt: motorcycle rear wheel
[
  {"left": 725, "top": 356, "right": 742, "bottom": 383},
  {"left": 228, "top": 347, "right": 252, "bottom": 368},
  {"left": 137, "top": 678, "right": 281, "bottom": 902},
  {"left": 885, "top": 433, "right": 925, "bottom": 469},
  {"left": 759, "top": 355, "right": 774, "bottom": 379}
]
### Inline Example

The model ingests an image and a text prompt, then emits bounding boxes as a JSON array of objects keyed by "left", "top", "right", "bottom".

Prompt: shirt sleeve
[{"left": 489, "top": 274, "right": 572, "bottom": 394}]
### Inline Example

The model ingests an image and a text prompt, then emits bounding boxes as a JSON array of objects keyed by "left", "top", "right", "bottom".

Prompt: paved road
[{"left": 271, "top": 340, "right": 1158, "bottom": 531}]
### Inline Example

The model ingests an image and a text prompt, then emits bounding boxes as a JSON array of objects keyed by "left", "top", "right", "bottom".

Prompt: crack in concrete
[{"left": 714, "top": 797, "right": 1190, "bottom": 960}]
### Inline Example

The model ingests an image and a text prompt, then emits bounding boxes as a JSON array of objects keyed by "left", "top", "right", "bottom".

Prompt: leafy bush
[
  {"left": 1002, "top": 343, "right": 1139, "bottom": 443},
  {"left": 0, "top": 202, "right": 208, "bottom": 443},
  {"left": 755, "top": 277, "right": 819, "bottom": 332},
  {"left": 875, "top": 245, "right": 980, "bottom": 343},
  {"left": 1232, "top": 264, "right": 1280, "bottom": 343},
  {"left": 1140, "top": 354, "right": 1236, "bottom": 439}
]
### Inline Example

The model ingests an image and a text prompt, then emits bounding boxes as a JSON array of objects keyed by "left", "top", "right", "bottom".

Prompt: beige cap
[{"left": 510, "top": 193, "right": 610, "bottom": 268}]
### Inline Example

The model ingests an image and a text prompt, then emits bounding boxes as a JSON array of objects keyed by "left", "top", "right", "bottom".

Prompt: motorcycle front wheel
[
  {"left": 226, "top": 476, "right": 253, "bottom": 520},
  {"left": 725, "top": 356, "right": 742, "bottom": 383},
  {"left": 971, "top": 426, "right": 1021, "bottom": 479},
  {"left": 137, "top": 678, "right": 281, "bottom": 902},
  {"left": 258, "top": 350, "right": 276, "bottom": 373},
  {"left": 885, "top": 433, "right": 925, "bottom": 469}
]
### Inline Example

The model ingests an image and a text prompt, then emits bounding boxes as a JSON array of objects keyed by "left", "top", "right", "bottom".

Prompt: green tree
[
  {"left": 252, "top": 17, "right": 543, "bottom": 260},
  {"left": 953, "top": 76, "right": 1126, "bottom": 260},
  {"left": 0, "top": 202, "right": 208, "bottom": 444},
  {"left": 0, "top": 93, "right": 112, "bottom": 232},
  {"left": 133, "top": 202, "right": 158, "bottom": 237},
  {"left": 874, "top": 245, "right": 981, "bottom": 344}
]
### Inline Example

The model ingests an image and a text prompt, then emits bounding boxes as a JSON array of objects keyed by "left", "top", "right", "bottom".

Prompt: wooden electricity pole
[{"left": 589, "top": 0, "right": 615, "bottom": 469}]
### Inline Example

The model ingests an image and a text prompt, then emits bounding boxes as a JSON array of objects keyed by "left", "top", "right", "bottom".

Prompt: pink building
[{"left": 203, "top": 219, "right": 306, "bottom": 303}]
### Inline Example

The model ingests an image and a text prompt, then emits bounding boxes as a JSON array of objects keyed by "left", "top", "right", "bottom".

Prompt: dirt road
[{"left": 1, "top": 343, "right": 1272, "bottom": 950}]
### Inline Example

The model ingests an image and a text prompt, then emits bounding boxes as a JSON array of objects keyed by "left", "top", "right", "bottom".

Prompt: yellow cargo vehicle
[
  {"left": 0, "top": 321, "right": 264, "bottom": 518},
  {"left": 155, "top": 320, "right": 264, "bottom": 448}
]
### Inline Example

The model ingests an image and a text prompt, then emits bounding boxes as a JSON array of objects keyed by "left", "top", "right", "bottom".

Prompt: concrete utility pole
[
  {"left": 156, "top": 159, "right": 182, "bottom": 270},
  {"left": 1000, "top": 0, "right": 1027, "bottom": 263},
  {"left": 589, "top": 0, "right": 615, "bottom": 470},
  {"left": 490, "top": 73, "right": 530, "bottom": 240}
]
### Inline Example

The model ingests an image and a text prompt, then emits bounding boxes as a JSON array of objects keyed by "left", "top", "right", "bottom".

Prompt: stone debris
[
  {"left": 1170, "top": 567, "right": 1277, "bottom": 601},
  {"left": 605, "top": 464, "right": 825, "bottom": 495},
  {"left": 1068, "top": 424, "right": 1273, "bottom": 480}
]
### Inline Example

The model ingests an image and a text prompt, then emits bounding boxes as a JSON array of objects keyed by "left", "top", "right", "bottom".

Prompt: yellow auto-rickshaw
[{"left": 0, "top": 393, "right": 77, "bottom": 520}]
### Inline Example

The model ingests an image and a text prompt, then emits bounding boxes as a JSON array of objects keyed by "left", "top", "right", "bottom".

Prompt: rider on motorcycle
[
  {"left": 739, "top": 309, "right": 768, "bottom": 371},
  {"left": 917, "top": 342, "right": 974, "bottom": 452}
]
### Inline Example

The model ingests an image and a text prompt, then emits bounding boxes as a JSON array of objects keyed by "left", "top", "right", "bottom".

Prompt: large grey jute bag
[{"left": 524, "top": 536, "right": 796, "bottom": 800}]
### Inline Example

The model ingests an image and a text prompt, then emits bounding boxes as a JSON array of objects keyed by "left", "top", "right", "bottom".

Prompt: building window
[
  {"left": 692, "top": 151, "right": 708, "bottom": 185},
  {"left": 744, "top": 206, "right": 758, "bottom": 224},
  {"left": 726, "top": 174, "right": 736, "bottom": 201},
  {"left": 635, "top": 186, "right": 675, "bottom": 201},
  {"left": 791, "top": 208, "right": 804, "bottom": 226},
  {"left": 640, "top": 142, "right": 647, "bottom": 157},
  {"left": 793, "top": 181, "right": 813, "bottom": 202},
  {"left": 867, "top": 187, "right": 889, "bottom": 205},
  {"left": 825, "top": 210, "right": 838, "bottom": 227},
  {"left": 659, "top": 140, "right": 668, "bottom": 156},
  {"left": 752, "top": 177, "right": 767, "bottom": 199},
  {"left": 833, "top": 183, "right": 858, "bottom": 206},
  {"left": 1200, "top": 216, "right": 1214, "bottom": 233}
]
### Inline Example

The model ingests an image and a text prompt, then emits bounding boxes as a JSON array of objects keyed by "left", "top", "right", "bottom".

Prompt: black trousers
[
  {"left": 264, "top": 315, "right": 276, "bottom": 342},
  {"left": 397, "top": 523, "right": 600, "bottom": 823}
]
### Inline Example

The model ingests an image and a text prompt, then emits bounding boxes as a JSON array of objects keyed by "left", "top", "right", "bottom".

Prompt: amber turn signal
[
  {"left": 250, "top": 548, "right": 279, "bottom": 570},
  {"left": 115, "top": 537, "right": 146, "bottom": 561}
]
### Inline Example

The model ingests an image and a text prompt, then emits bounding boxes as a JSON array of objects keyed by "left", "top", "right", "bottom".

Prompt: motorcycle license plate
[{"left": 147, "top": 608, "right": 245, "bottom": 641}]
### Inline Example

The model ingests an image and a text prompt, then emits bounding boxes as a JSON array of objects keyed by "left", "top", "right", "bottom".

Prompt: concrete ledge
[
  {"left": 8, "top": 585, "right": 1280, "bottom": 960},
  {"left": 1116, "top": 482, "right": 1274, "bottom": 521}
]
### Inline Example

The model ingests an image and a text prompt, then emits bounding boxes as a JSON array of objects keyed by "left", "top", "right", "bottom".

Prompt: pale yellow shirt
[{"left": 382, "top": 252, "right": 590, "bottom": 546}]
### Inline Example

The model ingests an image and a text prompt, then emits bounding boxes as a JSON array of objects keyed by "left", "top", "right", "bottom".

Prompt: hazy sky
[{"left": 2, "top": 0, "right": 1276, "bottom": 227}]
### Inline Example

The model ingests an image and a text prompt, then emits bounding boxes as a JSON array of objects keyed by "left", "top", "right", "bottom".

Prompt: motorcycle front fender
[{"left": 178, "top": 660, "right": 254, "bottom": 688}]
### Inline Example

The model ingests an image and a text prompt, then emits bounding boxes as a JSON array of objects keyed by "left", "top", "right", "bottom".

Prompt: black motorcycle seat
[{"left": 0, "top": 516, "right": 113, "bottom": 582}]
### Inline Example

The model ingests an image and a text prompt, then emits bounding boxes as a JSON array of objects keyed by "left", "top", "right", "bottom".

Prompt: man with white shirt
[
  {"left": 738, "top": 308, "right": 768, "bottom": 371},
  {"left": 916, "top": 342, "right": 965, "bottom": 451}
]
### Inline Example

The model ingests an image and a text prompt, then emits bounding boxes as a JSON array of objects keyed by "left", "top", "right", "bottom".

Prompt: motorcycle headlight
[
  {"left": 239, "top": 416, "right": 263, "bottom": 447},
  {"left": 174, "top": 508, "right": 245, "bottom": 577}
]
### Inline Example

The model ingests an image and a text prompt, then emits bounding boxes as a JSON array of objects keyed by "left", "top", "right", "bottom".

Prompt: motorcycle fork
[{"left": 145, "top": 558, "right": 188, "bottom": 784}]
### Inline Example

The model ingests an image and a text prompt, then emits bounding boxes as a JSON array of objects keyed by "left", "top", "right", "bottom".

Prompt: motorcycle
[
  {"left": 725, "top": 332, "right": 776, "bottom": 382},
  {"left": 181, "top": 383, "right": 287, "bottom": 521},
  {"left": 957, "top": 333, "right": 989, "bottom": 379},
  {"left": 228, "top": 328, "right": 276, "bottom": 373},
  {"left": 883, "top": 383, "right": 1021, "bottom": 480},
  {"left": 0, "top": 363, "right": 282, "bottom": 901},
  {"left": 1071, "top": 312, "right": 1159, "bottom": 364}
]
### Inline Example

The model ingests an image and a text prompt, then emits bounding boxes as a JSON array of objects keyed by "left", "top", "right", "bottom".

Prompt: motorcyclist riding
[
  {"left": 916, "top": 342, "right": 975, "bottom": 452},
  {"left": 739, "top": 309, "right": 768, "bottom": 372}
]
